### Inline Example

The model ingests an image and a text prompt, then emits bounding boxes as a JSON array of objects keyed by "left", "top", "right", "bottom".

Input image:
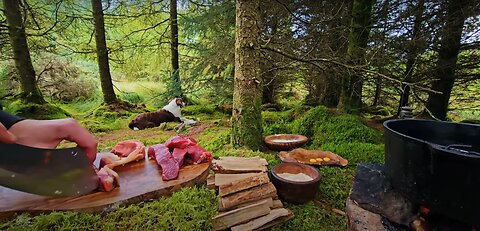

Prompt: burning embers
[{"left": 346, "top": 164, "right": 478, "bottom": 231}]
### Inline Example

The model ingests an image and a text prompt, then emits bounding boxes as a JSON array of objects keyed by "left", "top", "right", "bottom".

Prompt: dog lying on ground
[{"left": 128, "top": 98, "right": 186, "bottom": 130}]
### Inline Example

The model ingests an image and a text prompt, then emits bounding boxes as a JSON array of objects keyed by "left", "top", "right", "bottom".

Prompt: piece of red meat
[
  {"left": 102, "top": 140, "right": 145, "bottom": 169},
  {"left": 172, "top": 148, "right": 188, "bottom": 167},
  {"left": 148, "top": 144, "right": 180, "bottom": 180},
  {"left": 111, "top": 140, "right": 145, "bottom": 157},
  {"left": 96, "top": 166, "right": 120, "bottom": 192},
  {"left": 185, "top": 144, "right": 213, "bottom": 164},
  {"left": 164, "top": 134, "right": 197, "bottom": 149}
]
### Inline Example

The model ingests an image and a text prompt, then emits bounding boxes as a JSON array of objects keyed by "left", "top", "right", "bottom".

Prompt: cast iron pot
[{"left": 384, "top": 119, "right": 480, "bottom": 227}]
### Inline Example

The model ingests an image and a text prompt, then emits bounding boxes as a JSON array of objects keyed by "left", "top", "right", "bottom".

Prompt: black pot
[{"left": 384, "top": 119, "right": 480, "bottom": 227}]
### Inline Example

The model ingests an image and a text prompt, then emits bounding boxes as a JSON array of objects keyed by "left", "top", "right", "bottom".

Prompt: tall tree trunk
[
  {"left": 338, "top": 0, "right": 374, "bottom": 113},
  {"left": 262, "top": 68, "right": 276, "bottom": 105},
  {"left": 170, "top": 0, "right": 183, "bottom": 98},
  {"left": 397, "top": 0, "right": 425, "bottom": 116},
  {"left": 373, "top": 73, "right": 382, "bottom": 106},
  {"left": 91, "top": 0, "right": 117, "bottom": 104},
  {"left": 319, "top": 0, "right": 351, "bottom": 107},
  {"left": 425, "top": 0, "right": 468, "bottom": 120},
  {"left": 3, "top": 0, "right": 45, "bottom": 104},
  {"left": 232, "top": 0, "right": 263, "bottom": 150}
]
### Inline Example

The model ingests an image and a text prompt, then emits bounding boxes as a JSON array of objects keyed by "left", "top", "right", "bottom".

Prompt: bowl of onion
[{"left": 271, "top": 162, "right": 321, "bottom": 204}]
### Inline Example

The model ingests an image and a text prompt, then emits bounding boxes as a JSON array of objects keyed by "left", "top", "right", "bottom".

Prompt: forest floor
[{"left": 1, "top": 105, "right": 386, "bottom": 230}]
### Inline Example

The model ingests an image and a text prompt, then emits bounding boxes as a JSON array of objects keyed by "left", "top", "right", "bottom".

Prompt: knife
[{"left": 0, "top": 143, "right": 98, "bottom": 197}]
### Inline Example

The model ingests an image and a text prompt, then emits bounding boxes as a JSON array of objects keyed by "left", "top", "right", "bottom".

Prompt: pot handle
[{"left": 428, "top": 143, "right": 480, "bottom": 157}]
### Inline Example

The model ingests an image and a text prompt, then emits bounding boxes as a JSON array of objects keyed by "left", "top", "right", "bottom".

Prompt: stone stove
[{"left": 346, "top": 164, "right": 477, "bottom": 231}]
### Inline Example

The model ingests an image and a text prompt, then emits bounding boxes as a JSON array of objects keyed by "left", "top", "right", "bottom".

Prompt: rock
[
  {"left": 349, "top": 163, "right": 417, "bottom": 226},
  {"left": 346, "top": 198, "right": 384, "bottom": 231}
]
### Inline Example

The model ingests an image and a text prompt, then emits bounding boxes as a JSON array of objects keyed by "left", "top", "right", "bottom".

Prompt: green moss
[
  {"left": 4, "top": 101, "right": 70, "bottom": 119},
  {"left": 182, "top": 104, "right": 217, "bottom": 115},
  {"left": 319, "top": 167, "right": 356, "bottom": 208},
  {"left": 103, "top": 187, "right": 217, "bottom": 230},
  {"left": 310, "top": 114, "right": 382, "bottom": 148},
  {"left": 271, "top": 201, "right": 346, "bottom": 231},
  {"left": 1, "top": 187, "right": 217, "bottom": 231},
  {"left": 196, "top": 127, "right": 231, "bottom": 153},
  {"left": 292, "top": 106, "right": 331, "bottom": 137},
  {"left": 321, "top": 142, "right": 385, "bottom": 164}
]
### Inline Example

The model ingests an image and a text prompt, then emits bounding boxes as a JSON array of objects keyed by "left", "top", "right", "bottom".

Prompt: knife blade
[{"left": 0, "top": 143, "right": 98, "bottom": 197}]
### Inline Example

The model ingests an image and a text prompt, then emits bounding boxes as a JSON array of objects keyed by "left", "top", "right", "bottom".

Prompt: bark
[
  {"left": 91, "top": 0, "right": 117, "bottom": 104},
  {"left": 319, "top": 0, "right": 351, "bottom": 107},
  {"left": 232, "top": 0, "right": 263, "bottom": 150},
  {"left": 397, "top": 0, "right": 425, "bottom": 116},
  {"left": 373, "top": 74, "right": 382, "bottom": 106},
  {"left": 170, "top": 0, "right": 183, "bottom": 97},
  {"left": 3, "top": 0, "right": 45, "bottom": 104},
  {"left": 425, "top": 0, "right": 468, "bottom": 120},
  {"left": 338, "top": 0, "right": 374, "bottom": 113}
]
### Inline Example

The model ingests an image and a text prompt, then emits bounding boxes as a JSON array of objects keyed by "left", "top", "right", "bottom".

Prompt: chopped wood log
[
  {"left": 207, "top": 174, "right": 216, "bottom": 189},
  {"left": 230, "top": 208, "right": 291, "bottom": 231},
  {"left": 220, "top": 198, "right": 274, "bottom": 212},
  {"left": 221, "top": 183, "right": 277, "bottom": 210},
  {"left": 272, "top": 199, "right": 283, "bottom": 209},
  {"left": 256, "top": 210, "right": 294, "bottom": 231},
  {"left": 215, "top": 173, "right": 259, "bottom": 186},
  {"left": 219, "top": 156, "right": 268, "bottom": 166},
  {"left": 212, "top": 159, "right": 268, "bottom": 174},
  {"left": 212, "top": 199, "right": 271, "bottom": 230},
  {"left": 219, "top": 173, "right": 269, "bottom": 197}
]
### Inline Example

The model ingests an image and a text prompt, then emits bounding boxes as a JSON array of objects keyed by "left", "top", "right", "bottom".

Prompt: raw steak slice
[
  {"left": 172, "top": 148, "right": 188, "bottom": 167},
  {"left": 111, "top": 140, "right": 145, "bottom": 157},
  {"left": 185, "top": 144, "right": 213, "bottom": 164},
  {"left": 148, "top": 144, "right": 180, "bottom": 180},
  {"left": 165, "top": 134, "right": 197, "bottom": 149},
  {"left": 96, "top": 166, "right": 120, "bottom": 192}
]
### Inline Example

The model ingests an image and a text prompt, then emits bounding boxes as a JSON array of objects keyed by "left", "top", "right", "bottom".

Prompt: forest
[{"left": 1, "top": 0, "right": 479, "bottom": 230}]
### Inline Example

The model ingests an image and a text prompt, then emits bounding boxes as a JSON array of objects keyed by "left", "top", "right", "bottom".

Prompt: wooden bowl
[
  {"left": 271, "top": 162, "right": 321, "bottom": 204},
  {"left": 264, "top": 134, "right": 308, "bottom": 151}
]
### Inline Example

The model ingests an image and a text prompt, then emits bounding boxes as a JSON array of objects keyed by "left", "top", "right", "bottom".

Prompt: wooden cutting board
[{"left": 0, "top": 153, "right": 210, "bottom": 219}]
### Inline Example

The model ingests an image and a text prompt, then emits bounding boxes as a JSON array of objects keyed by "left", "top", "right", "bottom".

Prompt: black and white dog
[{"left": 128, "top": 98, "right": 186, "bottom": 130}]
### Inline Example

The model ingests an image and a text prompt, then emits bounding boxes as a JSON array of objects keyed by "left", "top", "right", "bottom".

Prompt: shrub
[
  {"left": 35, "top": 58, "right": 97, "bottom": 102},
  {"left": 119, "top": 92, "right": 144, "bottom": 104}
]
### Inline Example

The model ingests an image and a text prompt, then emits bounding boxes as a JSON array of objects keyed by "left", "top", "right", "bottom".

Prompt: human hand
[
  {"left": 8, "top": 118, "right": 98, "bottom": 162},
  {"left": 0, "top": 122, "right": 16, "bottom": 144}
]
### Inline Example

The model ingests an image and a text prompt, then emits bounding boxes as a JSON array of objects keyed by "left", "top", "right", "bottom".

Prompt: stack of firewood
[{"left": 208, "top": 156, "right": 294, "bottom": 231}]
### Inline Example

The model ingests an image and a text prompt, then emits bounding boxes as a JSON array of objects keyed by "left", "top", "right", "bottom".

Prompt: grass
[{"left": 0, "top": 101, "right": 386, "bottom": 230}]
